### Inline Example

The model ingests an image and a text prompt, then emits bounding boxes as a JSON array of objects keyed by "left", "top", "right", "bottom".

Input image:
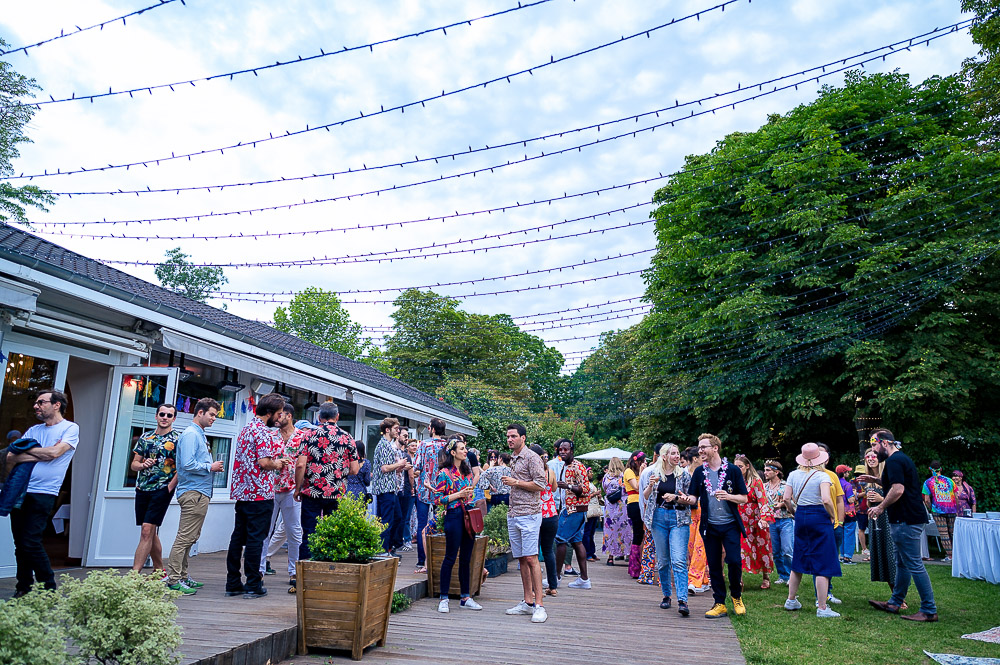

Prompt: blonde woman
[
  {"left": 642, "top": 443, "right": 695, "bottom": 616},
  {"left": 601, "top": 457, "right": 629, "bottom": 565},
  {"left": 782, "top": 443, "right": 841, "bottom": 618}
]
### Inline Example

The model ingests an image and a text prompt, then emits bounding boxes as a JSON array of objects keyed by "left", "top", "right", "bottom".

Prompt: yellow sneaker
[
  {"left": 705, "top": 603, "right": 728, "bottom": 618},
  {"left": 733, "top": 597, "right": 746, "bottom": 616}
]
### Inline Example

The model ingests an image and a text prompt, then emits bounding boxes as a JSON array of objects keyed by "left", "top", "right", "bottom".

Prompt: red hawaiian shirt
[
  {"left": 231, "top": 416, "right": 281, "bottom": 501},
  {"left": 274, "top": 428, "right": 308, "bottom": 493},
  {"left": 563, "top": 460, "right": 592, "bottom": 510},
  {"left": 298, "top": 423, "right": 360, "bottom": 499}
]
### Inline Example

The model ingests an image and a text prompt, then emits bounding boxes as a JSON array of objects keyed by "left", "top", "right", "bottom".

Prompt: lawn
[{"left": 730, "top": 564, "right": 1000, "bottom": 665}]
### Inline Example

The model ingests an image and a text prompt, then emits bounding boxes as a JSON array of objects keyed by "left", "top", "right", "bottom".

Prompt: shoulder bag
[
  {"left": 462, "top": 504, "right": 484, "bottom": 537},
  {"left": 788, "top": 470, "right": 818, "bottom": 516}
]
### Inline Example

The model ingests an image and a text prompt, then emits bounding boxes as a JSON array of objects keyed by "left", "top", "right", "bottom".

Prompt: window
[
  {"left": 107, "top": 372, "right": 172, "bottom": 491},
  {"left": 0, "top": 353, "right": 59, "bottom": 441},
  {"left": 208, "top": 436, "right": 232, "bottom": 488}
]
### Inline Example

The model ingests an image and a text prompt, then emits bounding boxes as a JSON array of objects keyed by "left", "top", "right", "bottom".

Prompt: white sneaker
[
  {"left": 461, "top": 597, "right": 482, "bottom": 611},
  {"left": 506, "top": 600, "right": 534, "bottom": 615},
  {"left": 567, "top": 577, "right": 592, "bottom": 589},
  {"left": 542, "top": 579, "right": 549, "bottom": 589},
  {"left": 784, "top": 598, "right": 802, "bottom": 611},
  {"left": 438, "top": 599, "right": 449, "bottom": 613},
  {"left": 688, "top": 584, "right": 696, "bottom": 593},
  {"left": 398, "top": 543, "right": 413, "bottom": 552},
  {"left": 817, "top": 607, "right": 841, "bottom": 618},
  {"left": 531, "top": 605, "right": 548, "bottom": 623},
  {"left": 827, "top": 594, "right": 842, "bottom": 605}
]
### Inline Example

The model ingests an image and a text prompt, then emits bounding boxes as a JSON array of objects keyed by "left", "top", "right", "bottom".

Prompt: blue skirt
[{"left": 791, "top": 504, "right": 842, "bottom": 578}]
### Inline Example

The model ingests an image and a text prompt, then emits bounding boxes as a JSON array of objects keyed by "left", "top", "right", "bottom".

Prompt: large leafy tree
[
  {"left": 273, "top": 286, "right": 391, "bottom": 374},
  {"left": 154, "top": 247, "right": 228, "bottom": 303},
  {"left": 385, "top": 289, "right": 567, "bottom": 412},
  {"left": 1, "top": 40, "right": 55, "bottom": 225},
  {"left": 629, "top": 71, "right": 1000, "bottom": 466}
]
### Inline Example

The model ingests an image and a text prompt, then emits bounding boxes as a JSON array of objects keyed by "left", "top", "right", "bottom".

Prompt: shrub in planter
[
  {"left": 59, "top": 569, "right": 183, "bottom": 665},
  {"left": 297, "top": 494, "right": 399, "bottom": 660},
  {"left": 0, "top": 590, "right": 68, "bottom": 665}
]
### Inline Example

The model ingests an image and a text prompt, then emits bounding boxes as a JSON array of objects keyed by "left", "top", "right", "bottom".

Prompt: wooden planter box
[
  {"left": 425, "top": 533, "right": 487, "bottom": 598},
  {"left": 296, "top": 556, "right": 399, "bottom": 660},
  {"left": 484, "top": 554, "right": 509, "bottom": 578}
]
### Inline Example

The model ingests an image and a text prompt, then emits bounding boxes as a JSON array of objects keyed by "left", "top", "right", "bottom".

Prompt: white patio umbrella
[{"left": 574, "top": 446, "right": 634, "bottom": 461}]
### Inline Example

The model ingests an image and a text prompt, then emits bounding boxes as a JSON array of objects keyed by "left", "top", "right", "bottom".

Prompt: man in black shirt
[{"left": 862, "top": 428, "right": 938, "bottom": 622}]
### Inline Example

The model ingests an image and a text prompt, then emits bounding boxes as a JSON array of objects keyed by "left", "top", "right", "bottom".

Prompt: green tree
[
  {"left": 961, "top": 0, "right": 1000, "bottom": 130},
  {"left": 273, "top": 286, "right": 391, "bottom": 374},
  {"left": 567, "top": 328, "right": 638, "bottom": 442},
  {"left": 1, "top": 39, "right": 55, "bottom": 226},
  {"left": 385, "top": 289, "right": 567, "bottom": 411},
  {"left": 154, "top": 247, "right": 228, "bottom": 304},
  {"left": 632, "top": 71, "right": 1000, "bottom": 464}
]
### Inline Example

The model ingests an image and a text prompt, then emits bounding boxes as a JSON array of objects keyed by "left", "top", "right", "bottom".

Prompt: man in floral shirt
[
  {"left": 129, "top": 403, "right": 179, "bottom": 574},
  {"left": 412, "top": 417, "right": 448, "bottom": 572},
  {"left": 259, "top": 403, "right": 304, "bottom": 590},
  {"left": 226, "top": 393, "right": 289, "bottom": 598},
  {"left": 294, "top": 402, "right": 360, "bottom": 561},
  {"left": 554, "top": 439, "right": 593, "bottom": 589}
]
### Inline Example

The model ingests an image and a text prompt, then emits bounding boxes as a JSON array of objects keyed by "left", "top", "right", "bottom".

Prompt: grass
[{"left": 729, "top": 564, "right": 1000, "bottom": 665}]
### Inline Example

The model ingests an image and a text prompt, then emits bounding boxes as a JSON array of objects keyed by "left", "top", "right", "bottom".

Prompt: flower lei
[{"left": 703, "top": 458, "right": 729, "bottom": 494}]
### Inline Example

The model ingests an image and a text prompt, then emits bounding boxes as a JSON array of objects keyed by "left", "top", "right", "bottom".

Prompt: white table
[{"left": 952, "top": 517, "right": 1000, "bottom": 584}]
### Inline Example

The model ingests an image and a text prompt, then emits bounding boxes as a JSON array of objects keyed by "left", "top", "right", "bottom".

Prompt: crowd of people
[{"left": 2, "top": 389, "right": 976, "bottom": 626}]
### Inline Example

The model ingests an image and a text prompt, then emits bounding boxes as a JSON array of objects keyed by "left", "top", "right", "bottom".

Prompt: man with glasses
[
  {"left": 130, "top": 403, "right": 179, "bottom": 575},
  {"left": 166, "top": 398, "right": 224, "bottom": 595},
  {"left": 5, "top": 390, "right": 79, "bottom": 597}
]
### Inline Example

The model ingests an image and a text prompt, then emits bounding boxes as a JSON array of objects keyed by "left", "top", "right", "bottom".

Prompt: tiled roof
[{"left": 0, "top": 224, "right": 469, "bottom": 421}]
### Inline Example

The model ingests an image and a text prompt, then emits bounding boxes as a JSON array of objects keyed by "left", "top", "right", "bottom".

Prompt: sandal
[
  {"left": 414, "top": 566, "right": 427, "bottom": 574},
  {"left": 607, "top": 558, "right": 615, "bottom": 566},
  {"left": 545, "top": 588, "right": 558, "bottom": 596},
  {"left": 760, "top": 579, "right": 771, "bottom": 590}
]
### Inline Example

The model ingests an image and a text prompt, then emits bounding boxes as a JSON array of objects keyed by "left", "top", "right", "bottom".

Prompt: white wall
[{"left": 66, "top": 357, "right": 111, "bottom": 560}]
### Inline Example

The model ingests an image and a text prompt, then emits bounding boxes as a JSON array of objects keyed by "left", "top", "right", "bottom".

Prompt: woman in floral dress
[
  {"left": 683, "top": 448, "right": 710, "bottom": 592},
  {"left": 601, "top": 457, "right": 630, "bottom": 564},
  {"left": 734, "top": 455, "right": 773, "bottom": 587}
]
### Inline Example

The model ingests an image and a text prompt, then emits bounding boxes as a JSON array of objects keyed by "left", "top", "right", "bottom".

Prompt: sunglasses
[{"left": 157, "top": 412, "right": 176, "bottom": 418}]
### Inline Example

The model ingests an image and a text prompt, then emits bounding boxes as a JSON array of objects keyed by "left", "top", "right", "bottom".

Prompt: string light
[
  {"left": 26, "top": 19, "right": 970, "bottom": 192},
  {"left": 1, "top": 0, "right": 184, "bottom": 56}
]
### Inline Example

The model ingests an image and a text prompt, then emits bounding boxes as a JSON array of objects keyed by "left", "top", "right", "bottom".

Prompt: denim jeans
[
  {"left": 440, "top": 508, "right": 473, "bottom": 598},
  {"left": 298, "top": 496, "right": 339, "bottom": 561},
  {"left": 399, "top": 494, "right": 415, "bottom": 543},
  {"left": 415, "top": 500, "right": 431, "bottom": 566},
  {"left": 841, "top": 520, "right": 858, "bottom": 559},
  {"left": 890, "top": 522, "right": 937, "bottom": 614},
  {"left": 11, "top": 493, "right": 57, "bottom": 593},
  {"left": 376, "top": 492, "right": 402, "bottom": 552},
  {"left": 583, "top": 516, "right": 599, "bottom": 559},
  {"left": 769, "top": 517, "right": 794, "bottom": 581},
  {"left": 651, "top": 507, "right": 690, "bottom": 602}
]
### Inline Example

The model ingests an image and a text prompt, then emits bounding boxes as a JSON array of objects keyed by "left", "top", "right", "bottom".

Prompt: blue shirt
[
  {"left": 177, "top": 423, "right": 214, "bottom": 499},
  {"left": 25, "top": 419, "right": 80, "bottom": 495}
]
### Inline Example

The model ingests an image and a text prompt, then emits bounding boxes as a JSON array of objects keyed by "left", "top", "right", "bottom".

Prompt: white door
[{"left": 84, "top": 366, "right": 178, "bottom": 567}]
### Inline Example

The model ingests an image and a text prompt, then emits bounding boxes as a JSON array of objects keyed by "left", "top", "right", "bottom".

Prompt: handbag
[
  {"left": 606, "top": 487, "right": 623, "bottom": 504},
  {"left": 462, "top": 504, "right": 484, "bottom": 537},
  {"left": 789, "top": 470, "right": 818, "bottom": 516}
]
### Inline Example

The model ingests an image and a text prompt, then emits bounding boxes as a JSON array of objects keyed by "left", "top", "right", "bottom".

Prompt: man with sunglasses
[
  {"left": 5, "top": 390, "right": 78, "bottom": 597},
  {"left": 130, "top": 403, "right": 179, "bottom": 574}
]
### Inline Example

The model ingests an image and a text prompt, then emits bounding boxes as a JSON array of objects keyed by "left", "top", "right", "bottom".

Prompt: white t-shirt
[{"left": 24, "top": 419, "right": 80, "bottom": 495}]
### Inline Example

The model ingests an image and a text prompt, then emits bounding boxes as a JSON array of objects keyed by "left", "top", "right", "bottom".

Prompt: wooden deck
[
  {"left": 286, "top": 555, "right": 746, "bottom": 665},
  {"left": 2, "top": 546, "right": 746, "bottom": 665}
]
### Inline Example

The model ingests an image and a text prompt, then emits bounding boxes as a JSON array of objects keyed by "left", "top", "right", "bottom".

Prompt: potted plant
[
  {"left": 425, "top": 503, "right": 488, "bottom": 598},
  {"left": 483, "top": 503, "right": 512, "bottom": 578},
  {"left": 296, "top": 494, "right": 398, "bottom": 660}
]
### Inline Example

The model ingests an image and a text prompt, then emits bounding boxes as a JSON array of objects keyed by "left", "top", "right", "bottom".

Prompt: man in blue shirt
[
  {"left": 6, "top": 390, "right": 79, "bottom": 597},
  {"left": 165, "top": 398, "right": 224, "bottom": 594}
]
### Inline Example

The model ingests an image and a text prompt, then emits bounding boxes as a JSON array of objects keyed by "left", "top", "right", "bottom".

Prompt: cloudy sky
[{"left": 0, "top": 0, "right": 978, "bottom": 370}]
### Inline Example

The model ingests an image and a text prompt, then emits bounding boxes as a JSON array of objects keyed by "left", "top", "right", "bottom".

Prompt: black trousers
[
  {"left": 703, "top": 520, "right": 743, "bottom": 604},
  {"left": 376, "top": 492, "right": 402, "bottom": 552},
  {"left": 627, "top": 501, "right": 644, "bottom": 546},
  {"left": 11, "top": 493, "right": 57, "bottom": 593},
  {"left": 299, "top": 496, "right": 339, "bottom": 561},
  {"left": 583, "top": 515, "right": 599, "bottom": 559},
  {"left": 226, "top": 499, "right": 273, "bottom": 593},
  {"left": 539, "top": 514, "right": 559, "bottom": 589},
  {"left": 440, "top": 508, "right": 474, "bottom": 597}
]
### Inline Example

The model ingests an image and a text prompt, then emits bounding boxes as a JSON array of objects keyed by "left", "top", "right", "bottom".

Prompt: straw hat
[{"left": 795, "top": 442, "right": 829, "bottom": 467}]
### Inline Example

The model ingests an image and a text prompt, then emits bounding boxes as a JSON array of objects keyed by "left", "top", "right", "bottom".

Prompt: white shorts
[{"left": 507, "top": 513, "right": 542, "bottom": 559}]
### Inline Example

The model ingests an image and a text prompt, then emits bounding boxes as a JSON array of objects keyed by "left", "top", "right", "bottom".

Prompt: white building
[{"left": 0, "top": 224, "right": 475, "bottom": 577}]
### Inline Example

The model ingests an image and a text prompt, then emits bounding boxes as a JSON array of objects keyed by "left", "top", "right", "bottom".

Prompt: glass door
[{"left": 84, "top": 366, "right": 178, "bottom": 567}]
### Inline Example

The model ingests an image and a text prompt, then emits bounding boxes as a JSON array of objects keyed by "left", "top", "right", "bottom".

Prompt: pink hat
[{"left": 795, "top": 442, "right": 829, "bottom": 467}]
